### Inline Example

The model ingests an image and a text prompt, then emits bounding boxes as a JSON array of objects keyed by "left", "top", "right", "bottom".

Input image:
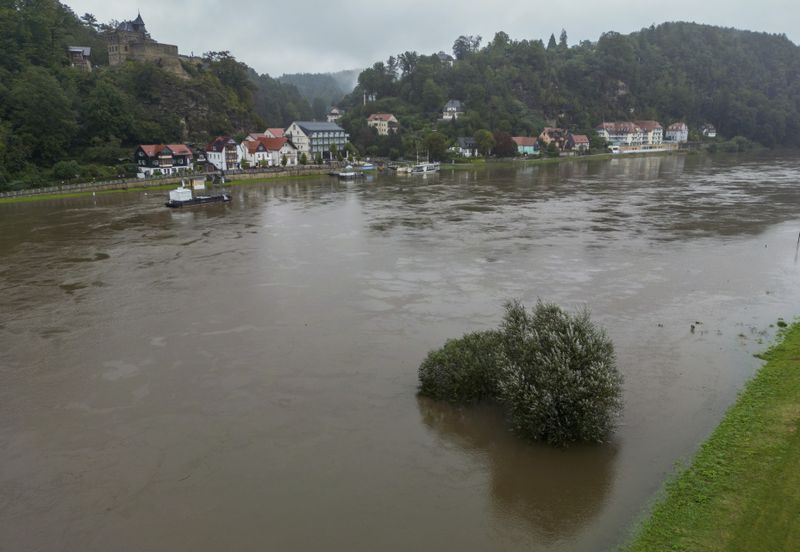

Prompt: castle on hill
[{"left": 105, "top": 13, "right": 191, "bottom": 77}]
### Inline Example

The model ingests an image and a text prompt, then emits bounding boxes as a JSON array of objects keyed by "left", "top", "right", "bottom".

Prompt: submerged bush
[
  {"left": 417, "top": 300, "right": 623, "bottom": 446},
  {"left": 418, "top": 330, "right": 502, "bottom": 403},
  {"left": 497, "top": 301, "right": 623, "bottom": 446}
]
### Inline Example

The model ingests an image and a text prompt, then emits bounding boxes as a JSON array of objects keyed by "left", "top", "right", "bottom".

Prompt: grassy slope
[{"left": 629, "top": 323, "right": 800, "bottom": 551}]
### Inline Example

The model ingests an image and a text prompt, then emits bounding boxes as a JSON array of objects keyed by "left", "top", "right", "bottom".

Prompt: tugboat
[{"left": 165, "top": 177, "right": 231, "bottom": 208}]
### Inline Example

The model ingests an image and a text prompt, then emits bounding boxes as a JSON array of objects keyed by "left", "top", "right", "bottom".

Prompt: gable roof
[
  {"left": 512, "top": 136, "right": 537, "bottom": 147},
  {"left": 265, "top": 127, "right": 285, "bottom": 137},
  {"left": 292, "top": 121, "right": 346, "bottom": 135},
  {"left": 569, "top": 134, "right": 590, "bottom": 144},
  {"left": 138, "top": 144, "right": 193, "bottom": 157},
  {"left": 456, "top": 137, "right": 477, "bottom": 148},
  {"left": 597, "top": 121, "right": 640, "bottom": 133},
  {"left": 205, "top": 136, "right": 238, "bottom": 152},
  {"left": 444, "top": 99, "right": 463, "bottom": 111},
  {"left": 368, "top": 113, "right": 396, "bottom": 122},
  {"left": 166, "top": 144, "right": 192, "bottom": 156},
  {"left": 667, "top": 122, "right": 688, "bottom": 131},
  {"left": 633, "top": 120, "right": 663, "bottom": 131},
  {"left": 243, "top": 140, "right": 268, "bottom": 154}
]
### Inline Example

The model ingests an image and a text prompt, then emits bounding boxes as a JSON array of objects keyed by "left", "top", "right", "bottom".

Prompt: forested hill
[
  {"left": 278, "top": 71, "right": 361, "bottom": 118},
  {"left": 340, "top": 22, "right": 800, "bottom": 148},
  {"left": 0, "top": 0, "right": 311, "bottom": 188}
]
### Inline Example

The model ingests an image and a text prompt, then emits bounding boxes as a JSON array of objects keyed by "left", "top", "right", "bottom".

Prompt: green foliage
[
  {"left": 340, "top": 22, "right": 800, "bottom": 152},
  {"left": 418, "top": 331, "right": 503, "bottom": 403},
  {"left": 423, "top": 131, "right": 448, "bottom": 161},
  {"left": 0, "top": 0, "right": 312, "bottom": 189},
  {"left": 418, "top": 300, "right": 623, "bottom": 446},
  {"left": 279, "top": 72, "right": 348, "bottom": 108},
  {"left": 281, "top": 154, "right": 288, "bottom": 166},
  {"left": 492, "top": 130, "right": 517, "bottom": 157},
  {"left": 52, "top": 160, "right": 80, "bottom": 180},
  {"left": 629, "top": 323, "right": 800, "bottom": 551},
  {"left": 474, "top": 129, "right": 495, "bottom": 156},
  {"left": 299, "top": 152, "right": 308, "bottom": 165},
  {"left": 497, "top": 300, "right": 623, "bottom": 446}
]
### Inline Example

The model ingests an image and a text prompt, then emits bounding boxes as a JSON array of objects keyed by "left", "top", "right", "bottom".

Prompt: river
[{"left": 1, "top": 153, "right": 799, "bottom": 551}]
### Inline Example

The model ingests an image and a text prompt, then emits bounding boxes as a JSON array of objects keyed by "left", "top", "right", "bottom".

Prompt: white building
[
  {"left": 205, "top": 136, "right": 244, "bottom": 171},
  {"left": 634, "top": 120, "right": 664, "bottom": 145},
  {"left": 367, "top": 113, "right": 399, "bottom": 136},
  {"left": 285, "top": 121, "right": 349, "bottom": 159},
  {"left": 241, "top": 137, "right": 299, "bottom": 167},
  {"left": 596, "top": 120, "right": 678, "bottom": 153},
  {"left": 665, "top": 122, "right": 689, "bottom": 143},
  {"left": 442, "top": 99, "right": 464, "bottom": 120},
  {"left": 702, "top": 124, "right": 717, "bottom": 138},
  {"left": 327, "top": 108, "right": 343, "bottom": 123},
  {"left": 595, "top": 122, "right": 644, "bottom": 146}
]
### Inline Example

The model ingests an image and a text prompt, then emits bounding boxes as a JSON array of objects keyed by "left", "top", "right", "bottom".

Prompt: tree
[
  {"left": 547, "top": 33, "right": 557, "bottom": 50},
  {"left": 559, "top": 29, "right": 568, "bottom": 49},
  {"left": 493, "top": 131, "right": 517, "bottom": 157},
  {"left": 299, "top": 152, "right": 308, "bottom": 165},
  {"left": 281, "top": 153, "right": 288, "bottom": 166},
  {"left": 81, "top": 13, "right": 98, "bottom": 29},
  {"left": 8, "top": 67, "right": 77, "bottom": 165},
  {"left": 474, "top": 129, "right": 495, "bottom": 156},
  {"left": 452, "top": 35, "right": 482, "bottom": 60},
  {"left": 52, "top": 160, "right": 80, "bottom": 180},
  {"left": 312, "top": 97, "right": 327, "bottom": 120},
  {"left": 423, "top": 131, "right": 448, "bottom": 161},
  {"left": 418, "top": 300, "right": 623, "bottom": 446}
]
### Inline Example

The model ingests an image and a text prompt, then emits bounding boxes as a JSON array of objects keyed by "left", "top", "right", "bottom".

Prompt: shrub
[
  {"left": 52, "top": 160, "right": 80, "bottom": 181},
  {"left": 418, "top": 331, "right": 503, "bottom": 403},
  {"left": 497, "top": 301, "right": 623, "bottom": 446},
  {"left": 417, "top": 300, "right": 623, "bottom": 446}
]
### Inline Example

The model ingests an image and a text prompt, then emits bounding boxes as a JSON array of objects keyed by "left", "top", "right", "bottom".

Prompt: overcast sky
[{"left": 65, "top": 0, "right": 798, "bottom": 77}]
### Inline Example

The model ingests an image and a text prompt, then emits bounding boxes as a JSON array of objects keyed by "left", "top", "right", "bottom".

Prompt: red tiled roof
[
  {"left": 368, "top": 113, "right": 396, "bottom": 122},
  {"left": 138, "top": 144, "right": 192, "bottom": 157},
  {"left": 633, "top": 120, "right": 663, "bottom": 131},
  {"left": 166, "top": 144, "right": 192, "bottom": 156},
  {"left": 512, "top": 136, "right": 537, "bottom": 146},
  {"left": 570, "top": 134, "right": 590, "bottom": 144},
  {"left": 243, "top": 140, "right": 267, "bottom": 154},
  {"left": 252, "top": 136, "right": 292, "bottom": 152},
  {"left": 266, "top": 128, "right": 285, "bottom": 137},
  {"left": 138, "top": 145, "right": 162, "bottom": 157},
  {"left": 597, "top": 121, "right": 640, "bottom": 132}
]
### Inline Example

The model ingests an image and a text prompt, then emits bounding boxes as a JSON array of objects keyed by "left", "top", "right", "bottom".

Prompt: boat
[
  {"left": 359, "top": 163, "right": 376, "bottom": 171},
  {"left": 333, "top": 165, "right": 365, "bottom": 180},
  {"left": 165, "top": 180, "right": 231, "bottom": 208},
  {"left": 409, "top": 161, "right": 440, "bottom": 174}
]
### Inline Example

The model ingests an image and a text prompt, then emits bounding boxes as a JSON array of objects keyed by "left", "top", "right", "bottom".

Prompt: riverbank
[
  {"left": 0, "top": 150, "right": 689, "bottom": 204},
  {"left": 0, "top": 168, "right": 330, "bottom": 205},
  {"left": 628, "top": 321, "right": 800, "bottom": 551}
]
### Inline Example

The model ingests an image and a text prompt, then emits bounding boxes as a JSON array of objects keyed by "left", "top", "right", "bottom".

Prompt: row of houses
[{"left": 134, "top": 121, "right": 350, "bottom": 177}]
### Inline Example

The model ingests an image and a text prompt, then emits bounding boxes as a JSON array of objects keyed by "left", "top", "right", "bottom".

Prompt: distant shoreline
[{"left": 0, "top": 150, "right": 690, "bottom": 205}]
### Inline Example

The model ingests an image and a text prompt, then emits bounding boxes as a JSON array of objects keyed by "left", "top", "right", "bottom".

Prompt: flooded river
[{"left": 1, "top": 153, "right": 799, "bottom": 551}]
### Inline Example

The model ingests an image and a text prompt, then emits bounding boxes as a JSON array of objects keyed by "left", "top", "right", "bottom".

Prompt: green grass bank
[{"left": 628, "top": 322, "right": 800, "bottom": 551}]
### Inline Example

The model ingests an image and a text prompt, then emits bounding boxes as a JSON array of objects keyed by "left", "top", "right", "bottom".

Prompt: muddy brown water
[{"left": 1, "top": 153, "right": 799, "bottom": 551}]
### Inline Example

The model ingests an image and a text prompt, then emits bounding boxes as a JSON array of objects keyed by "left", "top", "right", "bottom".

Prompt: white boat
[
  {"left": 335, "top": 165, "right": 364, "bottom": 180},
  {"left": 410, "top": 161, "right": 440, "bottom": 174}
]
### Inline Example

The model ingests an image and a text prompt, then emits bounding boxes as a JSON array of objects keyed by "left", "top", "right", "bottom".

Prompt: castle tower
[{"left": 131, "top": 12, "right": 145, "bottom": 34}]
